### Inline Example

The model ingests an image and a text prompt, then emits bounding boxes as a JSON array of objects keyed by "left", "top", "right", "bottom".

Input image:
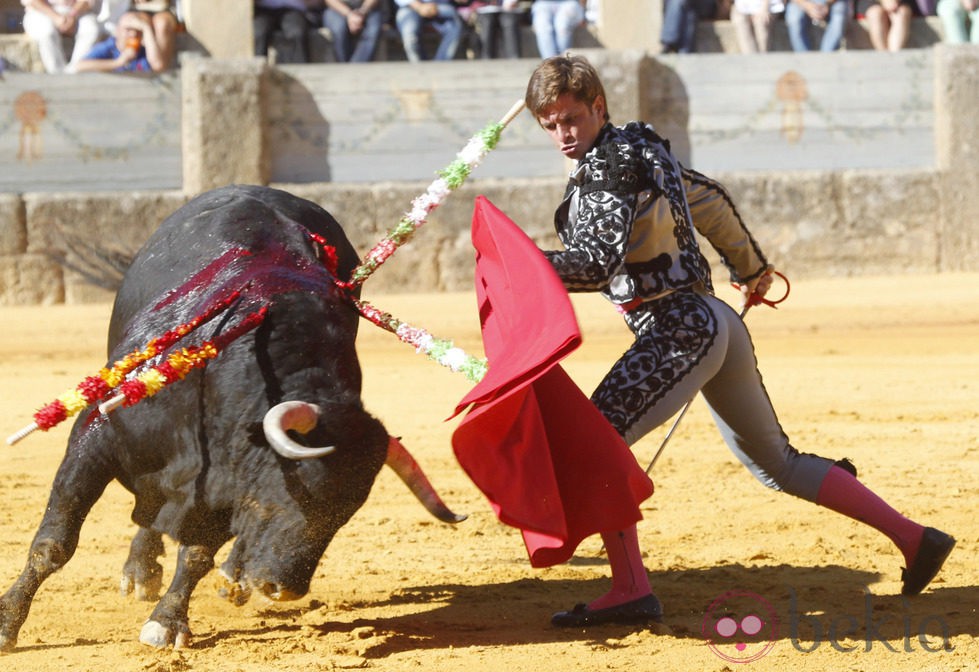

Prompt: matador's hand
[
  {"left": 736, "top": 269, "right": 790, "bottom": 312},
  {"left": 740, "top": 269, "right": 773, "bottom": 307}
]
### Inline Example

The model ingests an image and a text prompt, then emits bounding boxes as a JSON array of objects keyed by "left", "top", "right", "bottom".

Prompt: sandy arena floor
[{"left": 0, "top": 273, "right": 976, "bottom": 672}]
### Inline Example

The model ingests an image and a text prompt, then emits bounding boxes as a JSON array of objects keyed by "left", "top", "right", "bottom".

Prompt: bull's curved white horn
[
  {"left": 386, "top": 436, "right": 467, "bottom": 524},
  {"left": 263, "top": 401, "right": 335, "bottom": 459}
]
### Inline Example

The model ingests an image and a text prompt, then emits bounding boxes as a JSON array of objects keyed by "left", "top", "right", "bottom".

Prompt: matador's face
[{"left": 536, "top": 93, "right": 606, "bottom": 161}]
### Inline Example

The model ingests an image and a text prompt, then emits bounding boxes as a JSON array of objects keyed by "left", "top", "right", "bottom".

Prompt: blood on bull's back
[{"left": 0, "top": 185, "right": 463, "bottom": 652}]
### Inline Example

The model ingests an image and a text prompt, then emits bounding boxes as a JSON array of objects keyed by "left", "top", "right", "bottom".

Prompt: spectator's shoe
[
  {"left": 551, "top": 594, "right": 663, "bottom": 627},
  {"left": 901, "top": 527, "right": 956, "bottom": 596}
]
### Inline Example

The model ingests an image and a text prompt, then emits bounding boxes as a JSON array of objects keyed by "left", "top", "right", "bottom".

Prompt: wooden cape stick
[{"left": 342, "top": 100, "right": 525, "bottom": 380}]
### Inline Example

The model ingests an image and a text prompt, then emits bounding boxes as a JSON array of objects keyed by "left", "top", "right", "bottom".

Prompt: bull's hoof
[
  {"left": 0, "top": 633, "right": 16, "bottom": 653},
  {"left": 139, "top": 620, "right": 191, "bottom": 649},
  {"left": 120, "top": 571, "right": 163, "bottom": 601},
  {"left": 215, "top": 570, "right": 251, "bottom": 607},
  {"left": 256, "top": 582, "right": 302, "bottom": 602}
]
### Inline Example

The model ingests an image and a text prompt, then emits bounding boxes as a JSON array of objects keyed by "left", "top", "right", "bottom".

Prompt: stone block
[
  {"left": 23, "top": 190, "right": 188, "bottom": 291},
  {"left": 277, "top": 182, "right": 383, "bottom": 255},
  {"left": 0, "top": 193, "right": 25, "bottom": 255},
  {"left": 0, "top": 33, "right": 42, "bottom": 73},
  {"left": 363, "top": 182, "right": 445, "bottom": 295},
  {"left": 837, "top": 169, "right": 940, "bottom": 274},
  {"left": 64, "top": 269, "right": 116, "bottom": 305},
  {"left": 181, "top": 56, "right": 269, "bottom": 194},
  {"left": 934, "top": 44, "right": 979, "bottom": 273},
  {"left": 0, "top": 253, "right": 63, "bottom": 304},
  {"left": 583, "top": 49, "right": 650, "bottom": 127},
  {"left": 713, "top": 170, "right": 842, "bottom": 277}
]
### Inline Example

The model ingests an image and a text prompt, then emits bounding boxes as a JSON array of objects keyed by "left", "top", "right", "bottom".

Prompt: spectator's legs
[
  {"left": 499, "top": 10, "right": 523, "bottom": 58},
  {"left": 660, "top": 0, "right": 686, "bottom": 51},
  {"left": 476, "top": 11, "right": 500, "bottom": 58},
  {"left": 679, "top": 3, "right": 699, "bottom": 52},
  {"left": 22, "top": 10, "right": 67, "bottom": 73},
  {"left": 679, "top": 0, "right": 716, "bottom": 52},
  {"left": 349, "top": 9, "right": 383, "bottom": 62},
  {"left": 935, "top": 0, "right": 967, "bottom": 43},
  {"left": 531, "top": 1, "right": 560, "bottom": 57},
  {"left": 730, "top": 9, "right": 759, "bottom": 52},
  {"left": 396, "top": 7, "right": 425, "bottom": 62},
  {"left": 253, "top": 9, "right": 275, "bottom": 57},
  {"left": 150, "top": 10, "right": 179, "bottom": 70},
  {"left": 820, "top": 0, "right": 849, "bottom": 50},
  {"left": 66, "top": 13, "right": 102, "bottom": 72},
  {"left": 278, "top": 9, "right": 312, "bottom": 63},
  {"left": 324, "top": 8, "right": 354, "bottom": 61},
  {"left": 784, "top": 1, "right": 813, "bottom": 50},
  {"left": 887, "top": 4, "right": 912, "bottom": 50},
  {"left": 551, "top": 0, "right": 585, "bottom": 54},
  {"left": 431, "top": 5, "right": 464, "bottom": 61},
  {"left": 751, "top": 12, "right": 773, "bottom": 51},
  {"left": 864, "top": 4, "right": 890, "bottom": 50}
]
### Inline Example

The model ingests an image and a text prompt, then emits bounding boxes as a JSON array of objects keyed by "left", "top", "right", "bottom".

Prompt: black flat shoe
[
  {"left": 902, "top": 527, "right": 956, "bottom": 596},
  {"left": 551, "top": 594, "right": 663, "bottom": 627}
]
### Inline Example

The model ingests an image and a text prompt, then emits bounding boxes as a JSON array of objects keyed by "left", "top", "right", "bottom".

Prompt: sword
[{"left": 642, "top": 270, "right": 791, "bottom": 475}]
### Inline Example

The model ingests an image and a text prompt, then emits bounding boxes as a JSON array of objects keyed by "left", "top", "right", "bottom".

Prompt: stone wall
[{"left": 1, "top": 46, "right": 977, "bottom": 305}]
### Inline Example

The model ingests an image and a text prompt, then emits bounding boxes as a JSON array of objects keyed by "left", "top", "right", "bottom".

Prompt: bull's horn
[
  {"left": 263, "top": 401, "right": 336, "bottom": 459},
  {"left": 386, "top": 436, "right": 467, "bottom": 524}
]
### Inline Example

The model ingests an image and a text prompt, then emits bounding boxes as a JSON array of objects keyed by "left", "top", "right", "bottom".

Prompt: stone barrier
[{"left": 0, "top": 45, "right": 976, "bottom": 305}]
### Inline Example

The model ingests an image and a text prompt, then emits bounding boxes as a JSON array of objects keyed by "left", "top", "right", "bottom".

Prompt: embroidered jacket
[{"left": 543, "top": 122, "right": 769, "bottom": 308}]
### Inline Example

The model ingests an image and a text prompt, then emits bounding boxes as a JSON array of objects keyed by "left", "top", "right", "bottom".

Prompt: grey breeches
[{"left": 590, "top": 290, "right": 834, "bottom": 502}]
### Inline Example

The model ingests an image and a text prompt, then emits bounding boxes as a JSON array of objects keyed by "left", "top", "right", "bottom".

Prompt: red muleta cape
[{"left": 450, "top": 196, "right": 654, "bottom": 568}]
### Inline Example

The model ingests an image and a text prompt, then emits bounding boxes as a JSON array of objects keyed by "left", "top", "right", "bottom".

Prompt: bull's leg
[
  {"left": 216, "top": 540, "right": 252, "bottom": 606},
  {"left": 120, "top": 527, "right": 165, "bottom": 601},
  {"left": 0, "top": 447, "right": 114, "bottom": 652},
  {"left": 139, "top": 543, "right": 218, "bottom": 649}
]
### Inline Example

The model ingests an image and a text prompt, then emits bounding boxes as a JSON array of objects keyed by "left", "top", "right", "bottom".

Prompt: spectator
[
  {"left": 394, "top": 0, "right": 465, "bottom": 62},
  {"left": 531, "top": 0, "right": 584, "bottom": 58},
  {"left": 21, "top": 0, "right": 101, "bottom": 73},
  {"left": 254, "top": 0, "right": 324, "bottom": 63},
  {"left": 74, "top": 10, "right": 168, "bottom": 72},
  {"left": 785, "top": 0, "right": 850, "bottom": 50},
  {"left": 936, "top": 0, "right": 979, "bottom": 42},
  {"left": 858, "top": 0, "right": 914, "bottom": 50},
  {"left": 730, "top": 0, "right": 784, "bottom": 52},
  {"left": 660, "top": 0, "right": 717, "bottom": 53},
  {"left": 322, "top": 0, "right": 383, "bottom": 61},
  {"left": 464, "top": 0, "right": 525, "bottom": 59},
  {"left": 99, "top": 1, "right": 180, "bottom": 71}
]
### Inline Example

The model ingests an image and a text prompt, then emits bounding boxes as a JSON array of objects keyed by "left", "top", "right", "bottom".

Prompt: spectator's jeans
[
  {"left": 531, "top": 0, "right": 585, "bottom": 59},
  {"left": 660, "top": 0, "right": 716, "bottom": 52},
  {"left": 254, "top": 8, "right": 313, "bottom": 63},
  {"left": 323, "top": 8, "right": 384, "bottom": 62},
  {"left": 785, "top": 0, "right": 850, "bottom": 51},
  {"left": 22, "top": 8, "right": 101, "bottom": 73},
  {"left": 396, "top": 5, "right": 464, "bottom": 61},
  {"left": 475, "top": 8, "right": 524, "bottom": 58},
  {"left": 936, "top": 0, "right": 979, "bottom": 43}
]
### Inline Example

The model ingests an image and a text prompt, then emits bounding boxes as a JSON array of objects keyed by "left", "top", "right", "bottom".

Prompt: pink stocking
[
  {"left": 592, "top": 525, "right": 652, "bottom": 610},
  {"left": 816, "top": 465, "right": 924, "bottom": 566}
]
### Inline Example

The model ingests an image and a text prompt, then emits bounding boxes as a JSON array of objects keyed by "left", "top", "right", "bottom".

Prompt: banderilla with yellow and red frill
[{"left": 6, "top": 100, "right": 526, "bottom": 446}]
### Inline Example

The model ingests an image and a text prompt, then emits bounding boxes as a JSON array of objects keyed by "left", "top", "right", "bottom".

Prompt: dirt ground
[{"left": 0, "top": 273, "right": 976, "bottom": 672}]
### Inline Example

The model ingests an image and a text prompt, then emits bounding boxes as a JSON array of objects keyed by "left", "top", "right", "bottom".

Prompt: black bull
[{"left": 0, "top": 185, "right": 464, "bottom": 651}]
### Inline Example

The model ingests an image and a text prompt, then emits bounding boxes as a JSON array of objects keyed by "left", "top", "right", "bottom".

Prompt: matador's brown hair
[{"left": 524, "top": 54, "right": 610, "bottom": 123}]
